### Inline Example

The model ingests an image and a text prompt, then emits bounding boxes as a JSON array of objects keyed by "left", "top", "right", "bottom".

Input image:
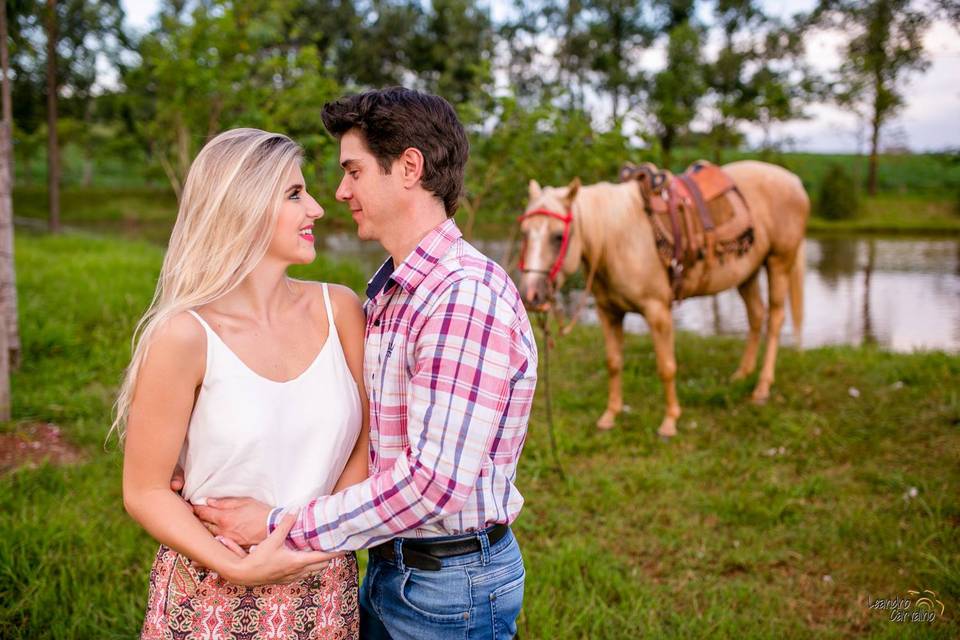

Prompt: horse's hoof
[
  {"left": 751, "top": 391, "right": 769, "bottom": 405},
  {"left": 596, "top": 414, "right": 617, "bottom": 431},
  {"left": 658, "top": 432, "right": 674, "bottom": 443},
  {"left": 657, "top": 419, "right": 678, "bottom": 439},
  {"left": 731, "top": 369, "right": 750, "bottom": 381}
]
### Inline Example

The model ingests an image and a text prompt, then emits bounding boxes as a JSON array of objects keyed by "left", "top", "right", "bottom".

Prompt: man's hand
[
  {"left": 222, "top": 515, "right": 339, "bottom": 586},
  {"left": 193, "top": 497, "right": 272, "bottom": 547}
]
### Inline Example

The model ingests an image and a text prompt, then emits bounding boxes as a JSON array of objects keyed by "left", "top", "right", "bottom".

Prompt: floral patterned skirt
[{"left": 140, "top": 545, "right": 358, "bottom": 640}]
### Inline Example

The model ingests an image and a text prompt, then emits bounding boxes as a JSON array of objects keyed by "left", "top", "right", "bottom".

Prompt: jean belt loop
[
  {"left": 478, "top": 527, "right": 492, "bottom": 566},
  {"left": 393, "top": 538, "right": 406, "bottom": 572}
]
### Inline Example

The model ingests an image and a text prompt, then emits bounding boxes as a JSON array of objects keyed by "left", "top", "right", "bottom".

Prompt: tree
[
  {"left": 814, "top": 0, "right": 935, "bottom": 195},
  {"left": 0, "top": 0, "right": 19, "bottom": 417},
  {"left": 44, "top": 0, "right": 58, "bottom": 231},
  {"left": 497, "top": 0, "right": 564, "bottom": 106},
  {"left": 406, "top": 0, "right": 496, "bottom": 119},
  {"left": 646, "top": 1, "right": 704, "bottom": 168},
  {"left": 702, "top": 0, "right": 816, "bottom": 162},
  {"left": 7, "top": 0, "right": 126, "bottom": 225},
  {"left": 565, "top": 0, "right": 654, "bottom": 126},
  {"left": 124, "top": 0, "right": 343, "bottom": 196}
]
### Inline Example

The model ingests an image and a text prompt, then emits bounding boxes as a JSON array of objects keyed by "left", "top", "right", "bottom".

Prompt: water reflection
[
  {"left": 312, "top": 230, "right": 960, "bottom": 354},
  {"left": 34, "top": 212, "right": 958, "bottom": 354}
]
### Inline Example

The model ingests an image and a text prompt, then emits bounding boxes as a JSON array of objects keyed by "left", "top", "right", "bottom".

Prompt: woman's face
[{"left": 267, "top": 164, "right": 324, "bottom": 265}]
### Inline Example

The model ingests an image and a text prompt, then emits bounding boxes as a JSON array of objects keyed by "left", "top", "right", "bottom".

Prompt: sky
[{"left": 120, "top": 0, "right": 960, "bottom": 153}]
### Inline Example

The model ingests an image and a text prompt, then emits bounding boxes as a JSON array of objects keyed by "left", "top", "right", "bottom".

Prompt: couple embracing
[{"left": 116, "top": 87, "right": 538, "bottom": 640}]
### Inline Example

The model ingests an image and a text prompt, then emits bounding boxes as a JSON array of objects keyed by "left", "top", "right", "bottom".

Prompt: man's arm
[{"left": 273, "top": 278, "right": 517, "bottom": 551}]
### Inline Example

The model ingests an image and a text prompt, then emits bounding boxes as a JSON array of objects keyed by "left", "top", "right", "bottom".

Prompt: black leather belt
[{"left": 369, "top": 524, "right": 509, "bottom": 571}]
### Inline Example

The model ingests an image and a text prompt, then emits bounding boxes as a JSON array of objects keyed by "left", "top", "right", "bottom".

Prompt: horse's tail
[{"left": 789, "top": 239, "right": 805, "bottom": 349}]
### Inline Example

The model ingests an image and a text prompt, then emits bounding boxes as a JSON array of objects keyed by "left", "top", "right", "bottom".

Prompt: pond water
[{"left": 314, "top": 230, "right": 960, "bottom": 354}]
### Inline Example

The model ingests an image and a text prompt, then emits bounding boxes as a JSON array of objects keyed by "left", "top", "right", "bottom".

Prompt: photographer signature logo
[{"left": 870, "top": 589, "right": 945, "bottom": 623}]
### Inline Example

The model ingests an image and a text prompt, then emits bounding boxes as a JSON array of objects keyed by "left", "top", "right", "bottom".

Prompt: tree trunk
[
  {"left": 867, "top": 107, "right": 880, "bottom": 197},
  {"left": 0, "top": 0, "right": 20, "bottom": 370},
  {"left": 660, "top": 127, "right": 674, "bottom": 170},
  {"left": 0, "top": 311, "right": 8, "bottom": 420},
  {"left": 81, "top": 99, "right": 93, "bottom": 187},
  {"left": 45, "top": 0, "right": 60, "bottom": 233},
  {"left": 0, "top": 0, "right": 13, "bottom": 415}
]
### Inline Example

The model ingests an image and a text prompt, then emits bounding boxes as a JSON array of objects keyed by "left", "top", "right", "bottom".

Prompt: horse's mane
[{"left": 574, "top": 181, "right": 645, "bottom": 258}]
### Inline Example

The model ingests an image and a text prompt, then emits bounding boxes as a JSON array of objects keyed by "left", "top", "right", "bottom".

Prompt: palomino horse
[{"left": 518, "top": 161, "right": 809, "bottom": 438}]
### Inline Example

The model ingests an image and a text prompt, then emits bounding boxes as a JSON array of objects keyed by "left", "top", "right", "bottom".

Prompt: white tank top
[{"left": 180, "top": 283, "right": 362, "bottom": 510}]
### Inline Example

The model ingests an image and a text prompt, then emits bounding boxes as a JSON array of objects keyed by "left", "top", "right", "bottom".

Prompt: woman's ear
[{"left": 400, "top": 147, "right": 425, "bottom": 188}]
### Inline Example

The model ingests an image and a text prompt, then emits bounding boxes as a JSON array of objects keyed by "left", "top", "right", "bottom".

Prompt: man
[{"left": 194, "top": 87, "right": 538, "bottom": 639}]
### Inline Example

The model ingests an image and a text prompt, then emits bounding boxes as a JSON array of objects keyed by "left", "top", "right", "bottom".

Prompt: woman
[{"left": 115, "top": 128, "right": 368, "bottom": 639}]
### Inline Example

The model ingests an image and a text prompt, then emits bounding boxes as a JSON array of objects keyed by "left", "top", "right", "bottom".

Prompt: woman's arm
[
  {"left": 122, "top": 312, "right": 332, "bottom": 585},
  {"left": 330, "top": 285, "right": 370, "bottom": 494}
]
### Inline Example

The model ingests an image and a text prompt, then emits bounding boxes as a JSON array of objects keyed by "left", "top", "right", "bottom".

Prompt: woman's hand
[{"left": 220, "top": 515, "right": 339, "bottom": 586}]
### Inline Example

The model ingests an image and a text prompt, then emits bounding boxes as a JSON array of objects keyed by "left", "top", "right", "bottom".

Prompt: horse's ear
[
  {"left": 528, "top": 179, "right": 542, "bottom": 200},
  {"left": 565, "top": 177, "right": 581, "bottom": 203}
]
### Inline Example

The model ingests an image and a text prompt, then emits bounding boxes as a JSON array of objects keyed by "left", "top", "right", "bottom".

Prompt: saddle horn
[{"left": 622, "top": 162, "right": 669, "bottom": 192}]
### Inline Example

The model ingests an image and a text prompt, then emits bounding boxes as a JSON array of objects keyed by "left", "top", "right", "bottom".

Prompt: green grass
[
  {"left": 516, "top": 327, "right": 959, "bottom": 638},
  {"left": 1, "top": 232, "right": 958, "bottom": 638},
  {"left": 14, "top": 150, "right": 960, "bottom": 237},
  {"left": 806, "top": 194, "right": 960, "bottom": 234}
]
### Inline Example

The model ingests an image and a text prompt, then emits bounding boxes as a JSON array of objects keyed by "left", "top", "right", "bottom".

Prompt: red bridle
[{"left": 517, "top": 207, "right": 574, "bottom": 283}]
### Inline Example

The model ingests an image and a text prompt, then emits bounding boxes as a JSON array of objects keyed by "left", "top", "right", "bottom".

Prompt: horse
[{"left": 517, "top": 160, "right": 809, "bottom": 438}]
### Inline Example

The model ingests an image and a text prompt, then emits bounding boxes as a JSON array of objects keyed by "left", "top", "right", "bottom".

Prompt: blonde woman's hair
[{"left": 109, "top": 128, "right": 303, "bottom": 443}]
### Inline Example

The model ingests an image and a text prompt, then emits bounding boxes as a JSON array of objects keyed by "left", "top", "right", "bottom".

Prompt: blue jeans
[{"left": 359, "top": 527, "right": 525, "bottom": 640}]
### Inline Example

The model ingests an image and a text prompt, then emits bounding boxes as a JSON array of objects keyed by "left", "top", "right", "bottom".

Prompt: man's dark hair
[{"left": 321, "top": 87, "right": 469, "bottom": 216}]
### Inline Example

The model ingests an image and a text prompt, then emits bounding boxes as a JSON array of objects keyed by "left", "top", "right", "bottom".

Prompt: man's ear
[{"left": 400, "top": 147, "right": 425, "bottom": 188}]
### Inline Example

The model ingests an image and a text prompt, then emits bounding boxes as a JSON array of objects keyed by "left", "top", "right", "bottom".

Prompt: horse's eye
[{"left": 551, "top": 232, "right": 564, "bottom": 246}]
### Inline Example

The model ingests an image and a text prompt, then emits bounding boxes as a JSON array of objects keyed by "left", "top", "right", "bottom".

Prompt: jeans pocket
[
  {"left": 489, "top": 570, "right": 525, "bottom": 639},
  {"left": 398, "top": 568, "right": 473, "bottom": 624}
]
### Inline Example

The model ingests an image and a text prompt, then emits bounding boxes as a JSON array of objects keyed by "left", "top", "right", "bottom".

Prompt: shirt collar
[
  {"left": 389, "top": 218, "right": 462, "bottom": 296},
  {"left": 365, "top": 257, "right": 395, "bottom": 300}
]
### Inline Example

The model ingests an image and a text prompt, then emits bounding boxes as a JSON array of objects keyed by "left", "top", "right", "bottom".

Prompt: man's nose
[{"left": 335, "top": 178, "right": 350, "bottom": 202}]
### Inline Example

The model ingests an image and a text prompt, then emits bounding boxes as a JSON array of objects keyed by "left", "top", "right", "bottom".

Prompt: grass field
[{"left": 1, "top": 233, "right": 958, "bottom": 638}]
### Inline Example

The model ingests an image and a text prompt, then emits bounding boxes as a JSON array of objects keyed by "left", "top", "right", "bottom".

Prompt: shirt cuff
[{"left": 266, "top": 507, "right": 285, "bottom": 536}]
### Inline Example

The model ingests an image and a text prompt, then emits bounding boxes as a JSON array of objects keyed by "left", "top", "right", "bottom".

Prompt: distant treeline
[{"left": 7, "top": 0, "right": 960, "bottom": 222}]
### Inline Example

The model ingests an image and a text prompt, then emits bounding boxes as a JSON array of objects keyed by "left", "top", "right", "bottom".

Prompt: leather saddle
[{"left": 619, "top": 160, "right": 755, "bottom": 299}]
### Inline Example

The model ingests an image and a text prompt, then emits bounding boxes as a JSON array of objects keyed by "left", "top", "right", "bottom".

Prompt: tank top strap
[
  {"left": 321, "top": 283, "right": 339, "bottom": 341},
  {"left": 185, "top": 309, "right": 214, "bottom": 335},
  {"left": 185, "top": 309, "right": 215, "bottom": 381}
]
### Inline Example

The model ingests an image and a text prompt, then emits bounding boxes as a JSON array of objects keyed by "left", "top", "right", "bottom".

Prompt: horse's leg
[
  {"left": 732, "top": 270, "right": 765, "bottom": 380},
  {"left": 596, "top": 306, "right": 625, "bottom": 430},
  {"left": 644, "top": 299, "right": 682, "bottom": 438},
  {"left": 752, "top": 256, "right": 791, "bottom": 403}
]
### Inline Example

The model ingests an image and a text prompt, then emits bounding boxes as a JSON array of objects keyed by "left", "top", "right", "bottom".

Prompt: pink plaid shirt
[{"left": 269, "top": 218, "right": 538, "bottom": 551}]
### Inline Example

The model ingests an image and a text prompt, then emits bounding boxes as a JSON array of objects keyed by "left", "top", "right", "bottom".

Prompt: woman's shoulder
[
  {"left": 141, "top": 311, "right": 207, "bottom": 378},
  {"left": 294, "top": 280, "right": 363, "bottom": 319},
  {"left": 150, "top": 311, "right": 207, "bottom": 354}
]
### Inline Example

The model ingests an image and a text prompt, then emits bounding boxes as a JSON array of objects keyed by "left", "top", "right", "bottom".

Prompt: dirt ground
[{"left": 0, "top": 422, "right": 84, "bottom": 473}]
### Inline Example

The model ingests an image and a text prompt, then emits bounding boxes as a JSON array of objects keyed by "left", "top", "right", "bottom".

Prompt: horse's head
[{"left": 517, "top": 176, "right": 582, "bottom": 311}]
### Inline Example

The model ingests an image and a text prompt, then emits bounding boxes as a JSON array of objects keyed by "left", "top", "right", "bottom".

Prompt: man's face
[{"left": 335, "top": 129, "right": 404, "bottom": 243}]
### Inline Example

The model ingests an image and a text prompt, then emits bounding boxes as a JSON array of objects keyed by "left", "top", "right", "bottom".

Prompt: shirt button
[{"left": 374, "top": 319, "right": 380, "bottom": 327}]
